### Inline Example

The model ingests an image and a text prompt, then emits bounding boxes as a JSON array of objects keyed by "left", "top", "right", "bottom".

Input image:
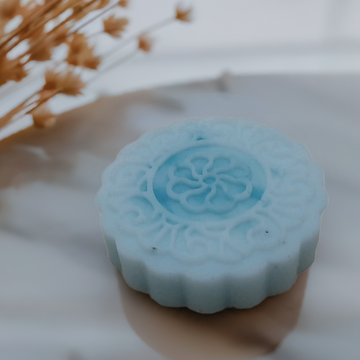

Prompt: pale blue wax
[{"left": 97, "top": 118, "right": 327, "bottom": 313}]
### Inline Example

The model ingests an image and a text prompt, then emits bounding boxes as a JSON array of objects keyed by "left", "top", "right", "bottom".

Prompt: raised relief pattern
[
  {"left": 105, "top": 121, "right": 316, "bottom": 263},
  {"left": 153, "top": 145, "right": 266, "bottom": 221}
]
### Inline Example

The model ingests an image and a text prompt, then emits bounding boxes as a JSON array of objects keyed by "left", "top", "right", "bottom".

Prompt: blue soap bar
[{"left": 97, "top": 118, "right": 327, "bottom": 313}]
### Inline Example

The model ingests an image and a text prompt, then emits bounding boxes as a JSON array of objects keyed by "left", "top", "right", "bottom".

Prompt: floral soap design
[
  {"left": 154, "top": 145, "right": 265, "bottom": 221},
  {"left": 97, "top": 118, "right": 327, "bottom": 313}
]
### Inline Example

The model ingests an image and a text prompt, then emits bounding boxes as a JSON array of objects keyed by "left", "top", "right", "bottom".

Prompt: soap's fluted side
[
  {"left": 97, "top": 117, "right": 328, "bottom": 313},
  {"left": 101, "top": 218, "right": 320, "bottom": 313}
]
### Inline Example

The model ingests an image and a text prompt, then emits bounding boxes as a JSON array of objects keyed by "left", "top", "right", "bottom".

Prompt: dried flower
[
  {"left": 67, "top": 33, "right": 87, "bottom": 55},
  {"left": 42, "top": 69, "right": 85, "bottom": 97},
  {"left": 28, "top": 43, "right": 53, "bottom": 62},
  {"left": 0, "top": 1, "right": 192, "bottom": 132},
  {"left": 66, "top": 33, "right": 101, "bottom": 69},
  {"left": 98, "top": 0, "right": 111, "bottom": 9},
  {"left": 52, "top": 25, "right": 69, "bottom": 47},
  {"left": 103, "top": 15, "right": 128, "bottom": 38},
  {"left": 0, "top": 57, "right": 28, "bottom": 86},
  {"left": 28, "top": 24, "right": 45, "bottom": 44},
  {"left": 118, "top": 0, "right": 129, "bottom": 8},
  {"left": 0, "top": 0, "right": 21, "bottom": 22},
  {"left": 17, "top": 1, "right": 41, "bottom": 18},
  {"left": 31, "top": 102, "right": 56, "bottom": 128},
  {"left": 72, "top": 0, "right": 108, "bottom": 21},
  {"left": 81, "top": 47, "right": 101, "bottom": 69},
  {"left": 138, "top": 34, "right": 153, "bottom": 53},
  {"left": 176, "top": 5, "right": 192, "bottom": 22}
]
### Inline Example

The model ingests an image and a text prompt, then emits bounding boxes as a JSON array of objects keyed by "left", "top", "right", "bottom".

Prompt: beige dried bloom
[
  {"left": 81, "top": 47, "right": 101, "bottom": 69},
  {"left": 0, "top": 57, "right": 28, "bottom": 85},
  {"left": 103, "top": 15, "right": 128, "bottom": 38},
  {"left": 176, "top": 5, "right": 192, "bottom": 22},
  {"left": 0, "top": 0, "right": 21, "bottom": 21},
  {"left": 28, "top": 24, "right": 45, "bottom": 44},
  {"left": 52, "top": 25, "right": 69, "bottom": 47},
  {"left": 31, "top": 102, "right": 56, "bottom": 128},
  {"left": 67, "top": 33, "right": 88, "bottom": 55},
  {"left": 138, "top": 34, "right": 153, "bottom": 52},
  {"left": 66, "top": 33, "right": 100, "bottom": 69},
  {"left": 98, "top": 0, "right": 111, "bottom": 9},
  {"left": 42, "top": 69, "right": 85, "bottom": 97},
  {"left": 0, "top": 1, "right": 192, "bottom": 131},
  {"left": 27, "top": 24, "right": 69, "bottom": 62},
  {"left": 28, "top": 42, "right": 53, "bottom": 62},
  {"left": 118, "top": 0, "right": 129, "bottom": 7},
  {"left": 72, "top": 0, "right": 109, "bottom": 21},
  {"left": 18, "top": 1, "right": 41, "bottom": 17}
]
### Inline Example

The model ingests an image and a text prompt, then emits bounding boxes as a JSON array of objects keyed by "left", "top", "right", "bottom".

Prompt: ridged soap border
[{"left": 97, "top": 117, "right": 328, "bottom": 313}]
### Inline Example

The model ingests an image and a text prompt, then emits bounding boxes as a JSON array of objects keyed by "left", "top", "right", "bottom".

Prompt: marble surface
[{"left": 0, "top": 73, "right": 359, "bottom": 359}]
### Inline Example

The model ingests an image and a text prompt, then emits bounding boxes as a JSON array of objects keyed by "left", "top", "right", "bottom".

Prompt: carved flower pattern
[{"left": 166, "top": 154, "right": 252, "bottom": 214}]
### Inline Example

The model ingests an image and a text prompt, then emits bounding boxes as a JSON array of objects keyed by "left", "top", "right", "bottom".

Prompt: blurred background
[
  {"left": 1, "top": 0, "right": 360, "bottom": 138},
  {"left": 85, "top": 0, "right": 360, "bottom": 89}
]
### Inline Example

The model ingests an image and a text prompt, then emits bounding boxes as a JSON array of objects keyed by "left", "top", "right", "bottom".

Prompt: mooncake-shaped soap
[{"left": 97, "top": 118, "right": 327, "bottom": 313}]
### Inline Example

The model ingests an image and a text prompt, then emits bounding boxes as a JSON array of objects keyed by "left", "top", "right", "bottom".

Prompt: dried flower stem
[
  {"left": 71, "top": 0, "right": 127, "bottom": 35},
  {"left": 0, "top": 0, "right": 65, "bottom": 54},
  {"left": 46, "top": 0, "right": 98, "bottom": 37},
  {"left": 24, "top": 97, "right": 53, "bottom": 118},
  {"left": 104, "top": 17, "right": 173, "bottom": 58},
  {"left": 21, "top": 0, "right": 100, "bottom": 63},
  {"left": 0, "top": 93, "right": 38, "bottom": 128},
  {"left": 1, "top": 95, "right": 54, "bottom": 129},
  {"left": 89, "top": 49, "right": 137, "bottom": 82},
  {"left": 95, "top": 16, "right": 175, "bottom": 79},
  {"left": 0, "top": 1, "right": 193, "bottom": 133}
]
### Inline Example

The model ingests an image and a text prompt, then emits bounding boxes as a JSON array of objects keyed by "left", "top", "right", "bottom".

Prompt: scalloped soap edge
[
  {"left": 98, "top": 215, "right": 321, "bottom": 314},
  {"left": 115, "top": 227, "right": 319, "bottom": 314}
]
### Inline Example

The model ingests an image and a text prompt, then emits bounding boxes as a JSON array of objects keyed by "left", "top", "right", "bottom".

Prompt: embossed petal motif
[{"left": 154, "top": 145, "right": 266, "bottom": 221}]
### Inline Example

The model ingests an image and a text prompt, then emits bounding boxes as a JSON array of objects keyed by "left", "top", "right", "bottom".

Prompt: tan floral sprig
[
  {"left": 138, "top": 34, "right": 153, "bottom": 53},
  {"left": 66, "top": 33, "right": 101, "bottom": 69},
  {"left": 0, "top": 1, "right": 193, "bottom": 131},
  {"left": 30, "top": 103, "right": 57, "bottom": 128},
  {"left": 0, "top": 68, "right": 85, "bottom": 129},
  {"left": 176, "top": 5, "right": 192, "bottom": 22},
  {"left": 42, "top": 69, "right": 85, "bottom": 97},
  {"left": 103, "top": 15, "right": 128, "bottom": 38}
]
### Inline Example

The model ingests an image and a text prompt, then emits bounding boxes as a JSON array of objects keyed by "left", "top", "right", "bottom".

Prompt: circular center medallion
[{"left": 153, "top": 144, "right": 266, "bottom": 221}]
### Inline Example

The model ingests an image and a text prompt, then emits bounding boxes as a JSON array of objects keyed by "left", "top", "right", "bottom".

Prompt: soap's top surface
[{"left": 98, "top": 118, "right": 327, "bottom": 265}]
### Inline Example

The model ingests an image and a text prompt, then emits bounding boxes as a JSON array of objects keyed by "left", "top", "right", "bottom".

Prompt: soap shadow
[{"left": 117, "top": 270, "right": 309, "bottom": 360}]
